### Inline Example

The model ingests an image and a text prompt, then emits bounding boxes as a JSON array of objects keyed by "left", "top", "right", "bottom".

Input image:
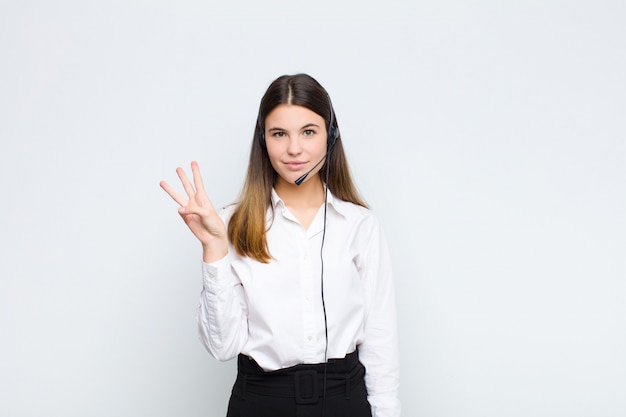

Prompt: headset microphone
[
  {"left": 294, "top": 122, "right": 338, "bottom": 186},
  {"left": 294, "top": 155, "right": 327, "bottom": 186}
]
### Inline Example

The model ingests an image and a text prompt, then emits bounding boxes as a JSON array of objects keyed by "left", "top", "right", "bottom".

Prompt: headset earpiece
[
  {"left": 327, "top": 125, "right": 338, "bottom": 148},
  {"left": 326, "top": 98, "right": 339, "bottom": 148}
]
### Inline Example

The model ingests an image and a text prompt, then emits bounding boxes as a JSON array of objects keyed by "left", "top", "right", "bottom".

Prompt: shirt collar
[{"left": 270, "top": 188, "right": 347, "bottom": 218}]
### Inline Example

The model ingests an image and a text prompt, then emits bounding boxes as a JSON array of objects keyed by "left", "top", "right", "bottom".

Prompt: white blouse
[{"left": 197, "top": 189, "right": 401, "bottom": 417}]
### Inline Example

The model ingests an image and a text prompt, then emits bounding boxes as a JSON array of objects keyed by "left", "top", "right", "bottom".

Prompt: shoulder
[
  {"left": 218, "top": 203, "right": 238, "bottom": 225},
  {"left": 331, "top": 196, "right": 381, "bottom": 229}
]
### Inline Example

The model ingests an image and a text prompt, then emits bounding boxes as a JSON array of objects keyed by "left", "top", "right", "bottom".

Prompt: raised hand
[{"left": 160, "top": 161, "right": 228, "bottom": 263}]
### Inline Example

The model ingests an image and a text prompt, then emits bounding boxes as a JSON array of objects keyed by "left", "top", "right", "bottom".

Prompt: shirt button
[{"left": 307, "top": 336, "right": 313, "bottom": 341}]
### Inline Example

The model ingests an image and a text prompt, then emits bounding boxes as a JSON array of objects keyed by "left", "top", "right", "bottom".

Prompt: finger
[
  {"left": 178, "top": 203, "right": 208, "bottom": 217},
  {"left": 191, "top": 161, "right": 207, "bottom": 195},
  {"left": 176, "top": 167, "right": 197, "bottom": 199},
  {"left": 178, "top": 203, "right": 213, "bottom": 221},
  {"left": 159, "top": 180, "right": 187, "bottom": 206},
  {"left": 190, "top": 161, "right": 218, "bottom": 211}
]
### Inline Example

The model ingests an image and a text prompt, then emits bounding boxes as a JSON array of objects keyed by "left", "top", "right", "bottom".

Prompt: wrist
[{"left": 202, "top": 241, "right": 228, "bottom": 263}]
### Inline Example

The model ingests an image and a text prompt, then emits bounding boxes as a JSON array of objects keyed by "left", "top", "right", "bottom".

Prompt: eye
[
  {"left": 303, "top": 129, "right": 316, "bottom": 137},
  {"left": 271, "top": 131, "right": 286, "bottom": 138}
]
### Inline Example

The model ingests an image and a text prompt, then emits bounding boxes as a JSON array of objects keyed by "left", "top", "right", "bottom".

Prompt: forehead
[{"left": 265, "top": 104, "right": 324, "bottom": 128}]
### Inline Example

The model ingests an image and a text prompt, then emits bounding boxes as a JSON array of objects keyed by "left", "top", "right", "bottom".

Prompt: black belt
[{"left": 234, "top": 351, "right": 364, "bottom": 404}]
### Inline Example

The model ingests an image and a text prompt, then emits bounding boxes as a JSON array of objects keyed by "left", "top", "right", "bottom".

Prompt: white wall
[{"left": 1, "top": 1, "right": 625, "bottom": 416}]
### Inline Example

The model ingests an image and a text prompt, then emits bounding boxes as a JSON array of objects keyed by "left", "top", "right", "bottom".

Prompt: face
[{"left": 264, "top": 104, "right": 328, "bottom": 187}]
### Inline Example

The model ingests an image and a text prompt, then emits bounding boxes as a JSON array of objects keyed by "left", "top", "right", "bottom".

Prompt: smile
[{"left": 284, "top": 162, "right": 307, "bottom": 171}]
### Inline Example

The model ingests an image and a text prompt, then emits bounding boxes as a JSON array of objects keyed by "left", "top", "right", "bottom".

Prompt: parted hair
[{"left": 227, "top": 74, "right": 367, "bottom": 262}]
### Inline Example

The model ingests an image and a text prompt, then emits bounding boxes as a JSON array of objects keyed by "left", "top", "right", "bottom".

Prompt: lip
[{"left": 283, "top": 161, "right": 307, "bottom": 171}]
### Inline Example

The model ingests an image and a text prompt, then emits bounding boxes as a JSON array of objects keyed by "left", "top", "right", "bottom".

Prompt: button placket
[{"left": 300, "top": 228, "right": 317, "bottom": 361}]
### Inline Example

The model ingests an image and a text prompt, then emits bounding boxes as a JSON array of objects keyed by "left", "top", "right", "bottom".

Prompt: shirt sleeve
[
  {"left": 196, "top": 251, "right": 249, "bottom": 361},
  {"left": 357, "top": 218, "right": 402, "bottom": 417}
]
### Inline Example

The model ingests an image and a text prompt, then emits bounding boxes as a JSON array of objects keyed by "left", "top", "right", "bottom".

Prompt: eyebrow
[{"left": 267, "top": 123, "right": 321, "bottom": 132}]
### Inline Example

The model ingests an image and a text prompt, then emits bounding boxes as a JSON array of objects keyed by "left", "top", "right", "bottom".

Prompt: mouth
[{"left": 284, "top": 161, "right": 307, "bottom": 171}]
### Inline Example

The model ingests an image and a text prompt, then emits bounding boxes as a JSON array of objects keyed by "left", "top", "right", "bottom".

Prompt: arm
[
  {"left": 196, "top": 251, "right": 249, "bottom": 360},
  {"left": 161, "top": 161, "right": 248, "bottom": 359},
  {"left": 358, "top": 219, "right": 401, "bottom": 417}
]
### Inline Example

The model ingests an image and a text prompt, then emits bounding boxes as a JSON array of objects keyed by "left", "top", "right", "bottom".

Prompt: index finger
[{"left": 191, "top": 161, "right": 207, "bottom": 195}]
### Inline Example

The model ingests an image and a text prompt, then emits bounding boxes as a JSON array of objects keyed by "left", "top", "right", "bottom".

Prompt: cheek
[
  {"left": 308, "top": 141, "right": 328, "bottom": 158},
  {"left": 265, "top": 146, "right": 282, "bottom": 168}
]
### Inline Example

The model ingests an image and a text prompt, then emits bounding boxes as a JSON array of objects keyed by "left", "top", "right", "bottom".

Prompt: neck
[{"left": 274, "top": 175, "right": 325, "bottom": 209}]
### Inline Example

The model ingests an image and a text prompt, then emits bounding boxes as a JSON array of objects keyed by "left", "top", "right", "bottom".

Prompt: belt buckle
[{"left": 294, "top": 370, "right": 318, "bottom": 404}]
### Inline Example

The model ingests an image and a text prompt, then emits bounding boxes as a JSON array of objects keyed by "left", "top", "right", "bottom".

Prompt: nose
[{"left": 286, "top": 136, "right": 303, "bottom": 155}]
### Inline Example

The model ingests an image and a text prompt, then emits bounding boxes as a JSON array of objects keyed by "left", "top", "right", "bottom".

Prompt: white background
[{"left": 1, "top": 1, "right": 625, "bottom": 416}]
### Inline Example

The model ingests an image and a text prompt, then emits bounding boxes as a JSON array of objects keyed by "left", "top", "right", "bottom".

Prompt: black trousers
[{"left": 226, "top": 351, "right": 372, "bottom": 417}]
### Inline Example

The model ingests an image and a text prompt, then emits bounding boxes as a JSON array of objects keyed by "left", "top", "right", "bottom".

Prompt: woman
[{"left": 160, "top": 74, "right": 400, "bottom": 417}]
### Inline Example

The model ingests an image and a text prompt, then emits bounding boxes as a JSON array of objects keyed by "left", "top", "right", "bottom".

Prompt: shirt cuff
[{"left": 201, "top": 252, "right": 234, "bottom": 293}]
